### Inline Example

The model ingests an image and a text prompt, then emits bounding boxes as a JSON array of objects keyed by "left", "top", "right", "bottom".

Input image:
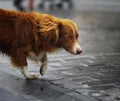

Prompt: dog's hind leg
[
  {"left": 40, "top": 53, "right": 48, "bottom": 76},
  {"left": 20, "top": 66, "right": 38, "bottom": 80}
]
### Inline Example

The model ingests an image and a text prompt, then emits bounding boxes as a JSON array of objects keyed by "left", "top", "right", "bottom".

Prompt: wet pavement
[
  {"left": 0, "top": 29, "right": 120, "bottom": 101},
  {"left": 0, "top": 1, "right": 120, "bottom": 101}
]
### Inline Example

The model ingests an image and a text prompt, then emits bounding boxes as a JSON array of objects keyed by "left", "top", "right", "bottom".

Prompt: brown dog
[{"left": 0, "top": 8, "right": 82, "bottom": 79}]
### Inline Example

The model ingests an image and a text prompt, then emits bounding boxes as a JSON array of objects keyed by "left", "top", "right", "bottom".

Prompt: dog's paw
[
  {"left": 40, "top": 66, "right": 47, "bottom": 76},
  {"left": 26, "top": 75, "right": 39, "bottom": 80},
  {"left": 40, "top": 68, "right": 46, "bottom": 76}
]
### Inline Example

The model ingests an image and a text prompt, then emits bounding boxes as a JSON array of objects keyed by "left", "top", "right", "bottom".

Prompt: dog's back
[
  {"left": 0, "top": 9, "right": 18, "bottom": 45},
  {"left": 0, "top": 9, "right": 23, "bottom": 55}
]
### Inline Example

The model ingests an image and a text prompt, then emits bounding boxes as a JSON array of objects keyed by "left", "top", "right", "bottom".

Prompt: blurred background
[
  {"left": 0, "top": 0, "right": 120, "bottom": 31},
  {"left": 0, "top": 0, "right": 120, "bottom": 30}
]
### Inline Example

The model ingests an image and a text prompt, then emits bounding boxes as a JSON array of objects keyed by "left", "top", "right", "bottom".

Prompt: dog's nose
[{"left": 77, "top": 48, "right": 82, "bottom": 54}]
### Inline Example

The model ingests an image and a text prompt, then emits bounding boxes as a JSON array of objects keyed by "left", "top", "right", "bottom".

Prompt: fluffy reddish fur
[{"left": 0, "top": 8, "right": 81, "bottom": 70}]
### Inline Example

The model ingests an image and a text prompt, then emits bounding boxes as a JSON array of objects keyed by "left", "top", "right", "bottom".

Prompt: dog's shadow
[{"left": 21, "top": 78, "right": 63, "bottom": 100}]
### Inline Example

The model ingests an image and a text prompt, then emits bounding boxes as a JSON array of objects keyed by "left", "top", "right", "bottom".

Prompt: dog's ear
[{"left": 39, "top": 16, "right": 60, "bottom": 43}]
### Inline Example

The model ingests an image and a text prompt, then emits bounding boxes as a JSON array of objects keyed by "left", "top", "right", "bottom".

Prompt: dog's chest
[{"left": 28, "top": 52, "right": 45, "bottom": 61}]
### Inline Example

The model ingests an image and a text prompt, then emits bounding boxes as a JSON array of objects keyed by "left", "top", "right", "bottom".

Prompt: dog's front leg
[
  {"left": 40, "top": 53, "right": 48, "bottom": 76},
  {"left": 11, "top": 50, "right": 38, "bottom": 80}
]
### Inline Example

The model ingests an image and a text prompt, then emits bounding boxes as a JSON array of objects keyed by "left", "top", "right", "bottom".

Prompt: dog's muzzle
[{"left": 73, "top": 43, "right": 82, "bottom": 55}]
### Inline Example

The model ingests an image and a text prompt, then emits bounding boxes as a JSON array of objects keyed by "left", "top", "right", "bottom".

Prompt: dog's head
[
  {"left": 36, "top": 14, "right": 82, "bottom": 55},
  {"left": 58, "top": 19, "right": 82, "bottom": 55}
]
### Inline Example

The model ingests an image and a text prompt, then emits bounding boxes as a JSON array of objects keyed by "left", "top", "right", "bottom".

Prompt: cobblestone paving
[{"left": 0, "top": 29, "right": 120, "bottom": 101}]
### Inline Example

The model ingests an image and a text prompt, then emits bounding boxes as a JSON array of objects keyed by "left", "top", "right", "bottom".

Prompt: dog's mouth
[
  {"left": 64, "top": 43, "right": 83, "bottom": 55},
  {"left": 65, "top": 48, "right": 82, "bottom": 55}
]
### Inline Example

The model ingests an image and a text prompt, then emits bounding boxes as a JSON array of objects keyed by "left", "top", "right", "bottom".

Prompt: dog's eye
[{"left": 69, "top": 36, "right": 73, "bottom": 40}]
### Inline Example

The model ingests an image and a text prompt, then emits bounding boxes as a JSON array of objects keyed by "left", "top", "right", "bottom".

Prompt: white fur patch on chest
[{"left": 28, "top": 52, "right": 45, "bottom": 61}]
